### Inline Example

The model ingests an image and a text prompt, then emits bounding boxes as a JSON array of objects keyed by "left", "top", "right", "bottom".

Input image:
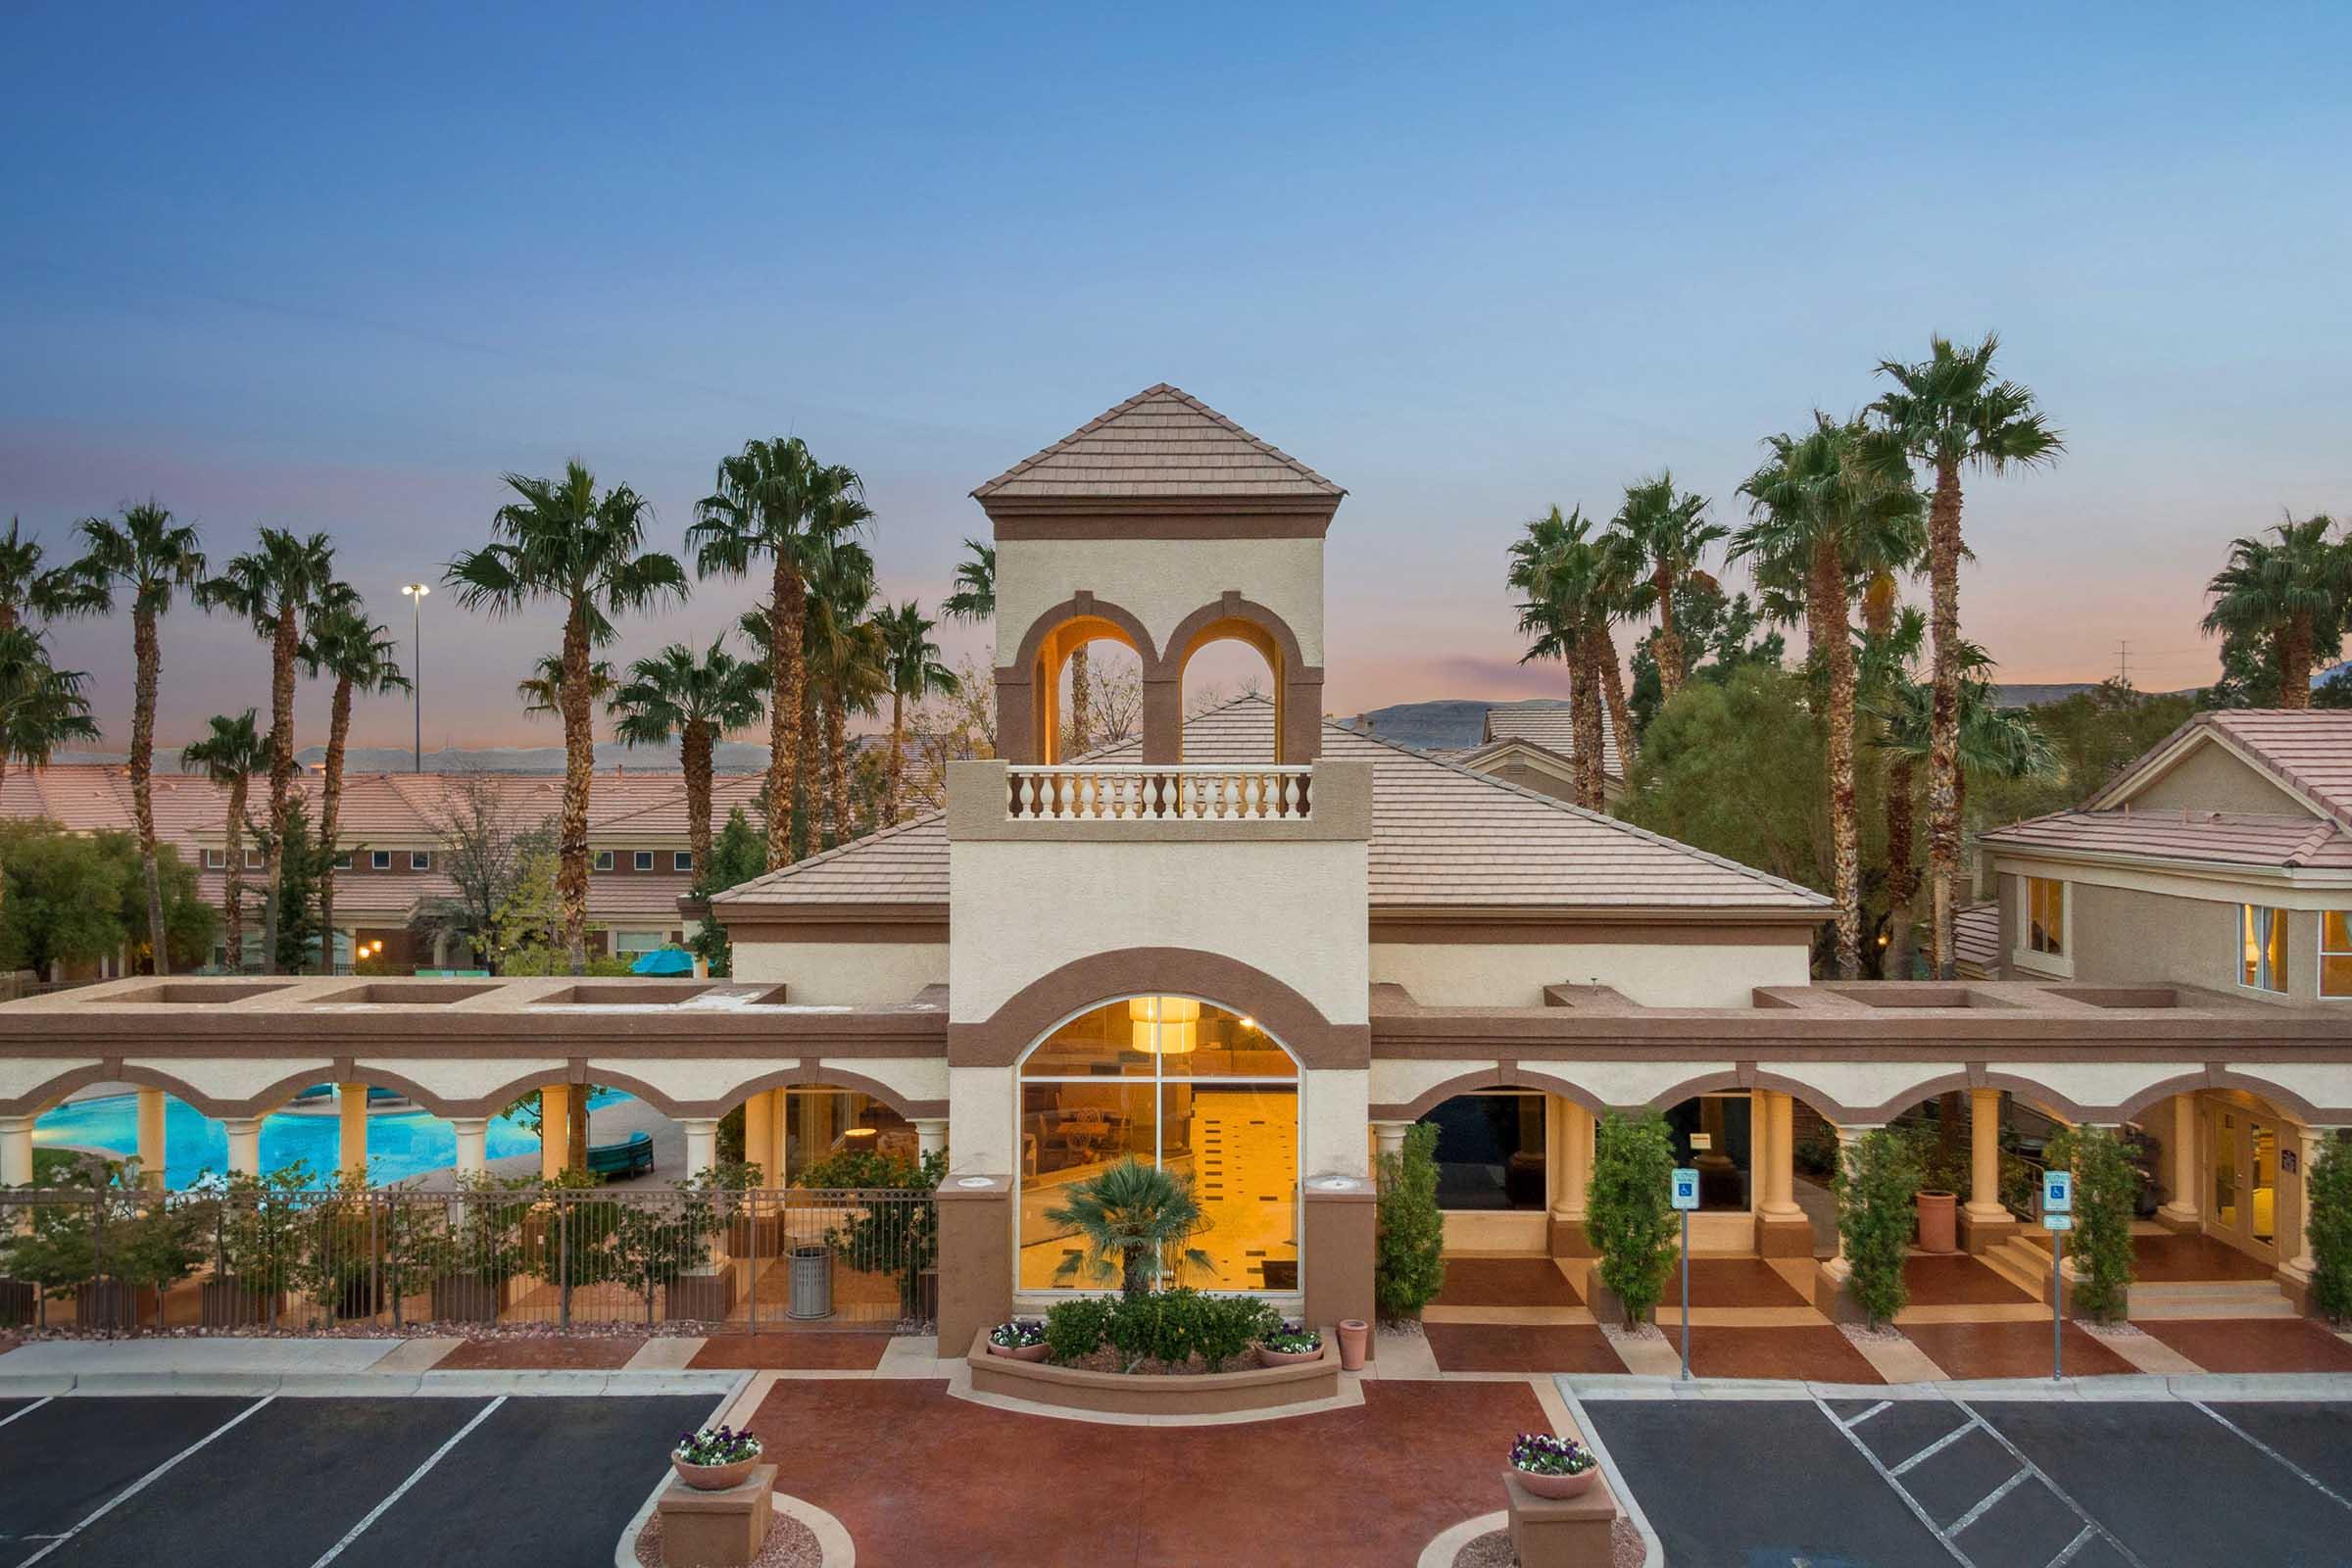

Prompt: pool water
[{"left": 32, "top": 1088, "right": 633, "bottom": 1189}]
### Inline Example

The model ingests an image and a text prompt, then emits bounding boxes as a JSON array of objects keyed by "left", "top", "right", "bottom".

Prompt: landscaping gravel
[{"left": 634, "top": 1502, "right": 825, "bottom": 1568}]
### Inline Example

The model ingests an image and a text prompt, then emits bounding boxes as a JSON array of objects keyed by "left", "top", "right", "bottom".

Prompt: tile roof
[
  {"left": 1468, "top": 702, "right": 1625, "bottom": 780},
  {"left": 1953, "top": 904, "right": 2001, "bottom": 971},
  {"left": 718, "top": 697, "right": 1827, "bottom": 915},
  {"left": 1981, "top": 808, "right": 2352, "bottom": 871},
  {"left": 2096, "top": 709, "right": 2352, "bottom": 829},
  {"left": 971, "top": 385, "right": 1344, "bottom": 501}
]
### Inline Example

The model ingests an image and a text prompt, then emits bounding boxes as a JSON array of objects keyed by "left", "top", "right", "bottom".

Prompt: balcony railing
[{"left": 1005, "top": 764, "right": 1314, "bottom": 822}]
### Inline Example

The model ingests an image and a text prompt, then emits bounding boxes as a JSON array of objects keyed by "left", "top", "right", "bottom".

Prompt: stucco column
[
  {"left": 1758, "top": 1093, "right": 1800, "bottom": 1218},
  {"left": 2157, "top": 1093, "right": 2201, "bottom": 1229},
  {"left": 744, "top": 1091, "right": 774, "bottom": 1184},
  {"left": 539, "top": 1084, "right": 570, "bottom": 1179},
  {"left": 1547, "top": 1099, "right": 1598, "bottom": 1259},
  {"left": 1370, "top": 1120, "right": 1412, "bottom": 1163},
  {"left": 681, "top": 1117, "right": 719, "bottom": 1178},
  {"left": 450, "top": 1118, "right": 489, "bottom": 1180},
  {"left": 1, "top": 1114, "right": 35, "bottom": 1188},
  {"left": 1809, "top": 1124, "right": 1877, "bottom": 1321},
  {"left": 136, "top": 1087, "right": 167, "bottom": 1189},
  {"left": 767, "top": 1090, "right": 790, "bottom": 1184},
  {"left": 915, "top": 1118, "right": 948, "bottom": 1162},
  {"left": 222, "top": 1117, "right": 264, "bottom": 1179},
  {"left": 1964, "top": 1089, "right": 2005, "bottom": 1223},
  {"left": 2283, "top": 1125, "right": 2336, "bottom": 1283},
  {"left": 336, "top": 1083, "right": 369, "bottom": 1177}
]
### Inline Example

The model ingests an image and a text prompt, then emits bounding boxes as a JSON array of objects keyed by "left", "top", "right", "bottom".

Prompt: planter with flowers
[
  {"left": 1255, "top": 1322, "right": 1323, "bottom": 1366},
  {"left": 987, "top": 1318, "right": 1050, "bottom": 1361},
  {"left": 670, "top": 1425, "right": 765, "bottom": 1492},
  {"left": 1507, "top": 1432, "right": 1600, "bottom": 1499}
]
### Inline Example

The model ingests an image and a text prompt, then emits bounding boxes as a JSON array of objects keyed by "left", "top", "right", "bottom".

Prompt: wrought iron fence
[{"left": 0, "top": 1184, "right": 937, "bottom": 1335}]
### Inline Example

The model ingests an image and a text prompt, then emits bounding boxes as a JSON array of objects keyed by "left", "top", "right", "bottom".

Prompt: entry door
[{"left": 2205, "top": 1102, "right": 2278, "bottom": 1259}]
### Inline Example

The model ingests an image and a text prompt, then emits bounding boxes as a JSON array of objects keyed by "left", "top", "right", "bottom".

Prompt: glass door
[{"left": 2204, "top": 1101, "right": 2278, "bottom": 1259}]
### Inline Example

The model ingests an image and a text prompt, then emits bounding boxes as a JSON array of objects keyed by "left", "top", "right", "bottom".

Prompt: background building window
[
  {"left": 2323, "top": 912, "right": 2352, "bottom": 999},
  {"left": 332, "top": 852, "right": 353, "bottom": 870},
  {"left": 612, "top": 929, "right": 666, "bottom": 956},
  {"left": 594, "top": 850, "right": 615, "bottom": 871},
  {"left": 1417, "top": 1093, "right": 1546, "bottom": 1210},
  {"left": 370, "top": 851, "right": 392, "bottom": 870},
  {"left": 2241, "top": 905, "right": 2289, "bottom": 993},
  {"left": 634, "top": 851, "right": 654, "bottom": 870},
  {"left": 409, "top": 850, "right": 431, "bottom": 871},
  {"left": 2027, "top": 877, "right": 2065, "bottom": 956},
  {"left": 203, "top": 849, "right": 224, "bottom": 869},
  {"left": 243, "top": 850, "right": 264, "bottom": 870},
  {"left": 674, "top": 851, "right": 694, "bottom": 872}
]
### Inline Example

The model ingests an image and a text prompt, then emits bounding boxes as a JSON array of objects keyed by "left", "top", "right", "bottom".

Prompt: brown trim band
[{"left": 1370, "top": 920, "right": 1817, "bottom": 946}]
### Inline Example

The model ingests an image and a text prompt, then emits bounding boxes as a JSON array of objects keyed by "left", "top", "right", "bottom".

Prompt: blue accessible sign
[
  {"left": 1671, "top": 1168, "right": 1700, "bottom": 1211},
  {"left": 2043, "top": 1169, "right": 2074, "bottom": 1214}
]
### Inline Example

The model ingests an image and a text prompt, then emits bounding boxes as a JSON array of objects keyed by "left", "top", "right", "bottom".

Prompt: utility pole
[{"left": 2115, "top": 640, "right": 2132, "bottom": 690}]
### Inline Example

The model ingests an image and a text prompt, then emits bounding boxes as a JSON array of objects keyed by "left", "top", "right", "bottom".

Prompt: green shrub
[
  {"left": 1835, "top": 1128, "right": 1923, "bottom": 1327},
  {"left": 1793, "top": 1122, "right": 1841, "bottom": 1179},
  {"left": 1375, "top": 1121, "right": 1446, "bottom": 1319},
  {"left": 1587, "top": 1110, "right": 1678, "bottom": 1327},
  {"left": 2043, "top": 1125, "right": 2137, "bottom": 1323},
  {"left": 2306, "top": 1132, "right": 2352, "bottom": 1326},
  {"left": 1043, "top": 1297, "right": 1116, "bottom": 1362}
]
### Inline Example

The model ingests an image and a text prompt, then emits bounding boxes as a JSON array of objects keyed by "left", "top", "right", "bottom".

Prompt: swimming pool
[{"left": 31, "top": 1088, "right": 633, "bottom": 1188}]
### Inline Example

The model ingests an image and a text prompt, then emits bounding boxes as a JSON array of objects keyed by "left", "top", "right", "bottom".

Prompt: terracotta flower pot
[
  {"left": 1916, "top": 1190, "right": 1958, "bottom": 1254},
  {"left": 988, "top": 1339, "right": 1050, "bottom": 1361},
  {"left": 1337, "top": 1318, "right": 1369, "bottom": 1370},
  {"left": 1513, "top": 1464, "right": 1598, "bottom": 1500},
  {"left": 1256, "top": 1342, "right": 1322, "bottom": 1366},
  {"left": 671, "top": 1455, "right": 760, "bottom": 1492}
]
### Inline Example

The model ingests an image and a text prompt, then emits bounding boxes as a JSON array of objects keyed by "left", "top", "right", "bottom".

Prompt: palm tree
[
  {"left": 689, "top": 438, "right": 870, "bottom": 869},
  {"left": 874, "top": 602, "right": 956, "bottom": 823},
  {"left": 200, "top": 528, "right": 337, "bottom": 974},
  {"left": 1871, "top": 333, "right": 2064, "bottom": 978},
  {"left": 180, "top": 710, "right": 269, "bottom": 972},
  {"left": 1508, "top": 506, "right": 1613, "bottom": 810},
  {"left": 0, "top": 627, "right": 101, "bottom": 929},
  {"left": 449, "top": 462, "right": 688, "bottom": 972},
  {"left": 609, "top": 638, "right": 765, "bottom": 868},
  {"left": 0, "top": 517, "right": 107, "bottom": 634},
  {"left": 2200, "top": 514, "right": 2349, "bottom": 708},
  {"left": 1734, "top": 416, "right": 1925, "bottom": 979},
  {"left": 1612, "top": 474, "right": 1726, "bottom": 707},
  {"left": 301, "top": 599, "right": 408, "bottom": 967},
  {"left": 942, "top": 539, "right": 995, "bottom": 625},
  {"left": 1041, "top": 1157, "right": 1215, "bottom": 1300},
  {"left": 803, "top": 536, "right": 883, "bottom": 849},
  {"left": 74, "top": 502, "right": 207, "bottom": 974},
  {"left": 517, "top": 652, "right": 617, "bottom": 716}
]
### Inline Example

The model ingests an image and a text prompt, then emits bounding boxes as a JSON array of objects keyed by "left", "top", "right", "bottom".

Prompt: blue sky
[{"left": 4, "top": 1, "right": 2348, "bottom": 749}]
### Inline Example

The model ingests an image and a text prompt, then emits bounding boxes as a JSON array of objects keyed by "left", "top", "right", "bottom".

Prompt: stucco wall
[
  {"left": 996, "top": 536, "right": 1326, "bottom": 667},
  {"left": 2131, "top": 742, "right": 2310, "bottom": 816},
  {"left": 2068, "top": 881, "right": 2245, "bottom": 993},
  {"left": 1368, "top": 941, "right": 1808, "bottom": 1008},
  {"left": 728, "top": 939, "right": 948, "bottom": 1004},
  {"left": 948, "top": 838, "right": 1369, "bottom": 1025}
]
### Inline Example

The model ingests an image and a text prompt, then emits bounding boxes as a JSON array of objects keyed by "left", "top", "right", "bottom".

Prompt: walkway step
[
  {"left": 2129, "top": 1282, "right": 2298, "bottom": 1320},
  {"left": 1981, "top": 1240, "right": 2049, "bottom": 1300}
]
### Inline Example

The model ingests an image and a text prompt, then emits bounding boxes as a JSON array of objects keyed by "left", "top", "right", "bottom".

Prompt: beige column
[
  {"left": 1964, "top": 1088, "right": 2007, "bottom": 1225},
  {"left": 915, "top": 1118, "right": 949, "bottom": 1162},
  {"left": 681, "top": 1117, "right": 719, "bottom": 1178},
  {"left": 539, "top": 1084, "right": 570, "bottom": 1179},
  {"left": 1, "top": 1113, "right": 34, "bottom": 1188},
  {"left": 136, "top": 1086, "right": 168, "bottom": 1189},
  {"left": 2283, "top": 1125, "right": 2335, "bottom": 1282},
  {"left": 336, "top": 1083, "right": 369, "bottom": 1177},
  {"left": 1821, "top": 1126, "right": 1871, "bottom": 1277},
  {"left": 1370, "top": 1120, "right": 1412, "bottom": 1163},
  {"left": 2157, "top": 1093, "right": 2201, "bottom": 1228},
  {"left": 768, "top": 1090, "right": 789, "bottom": 1183},
  {"left": 1550, "top": 1101, "right": 1594, "bottom": 1220},
  {"left": 1757, "top": 1092, "right": 1802, "bottom": 1220},
  {"left": 451, "top": 1117, "right": 489, "bottom": 1181},
  {"left": 223, "top": 1117, "right": 264, "bottom": 1179},
  {"left": 743, "top": 1091, "right": 775, "bottom": 1184}
]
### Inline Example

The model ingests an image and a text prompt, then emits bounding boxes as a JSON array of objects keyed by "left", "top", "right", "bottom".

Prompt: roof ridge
[
  {"left": 971, "top": 384, "right": 1343, "bottom": 499},
  {"left": 710, "top": 808, "right": 947, "bottom": 900}
]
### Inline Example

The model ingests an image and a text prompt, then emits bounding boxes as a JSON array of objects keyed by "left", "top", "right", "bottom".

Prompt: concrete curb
[
  {"left": 1559, "top": 1371, "right": 2352, "bottom": 1402},
  {"left": 0, "top": 1368, "right": 746, "bottom": 1399}
]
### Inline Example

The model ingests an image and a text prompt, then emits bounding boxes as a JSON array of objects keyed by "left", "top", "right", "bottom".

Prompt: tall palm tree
[
  {"left": 1612, "top": 474, "right": 1726, "bottom": 707},
  {"left": 609, "top": 637, "right": 765, "bottom": 869},
  {"left": 2200, "top": 514, "right": 2349, "bottom": 708},
  {"left": 449, "top": 462, "right": 688, "bottom": 972},
  {"left": 689, "top": 438, "right": 870, "bottom": 869},
  {"left": 0, "top": 517, "right": 107, "bottom": 634},
  {"left": 1586, "top": 530, "right": 1643, "bottom": 771},
  {"left": 1734, "top": 416, "right": 1925, "bottom": 979},
  {"left": 1871, "top": 333, "right": 2064, "bottom": 978},
  {"left": 0, "top": 627, "right": 102, "bottom": 929},
  {"left": 200, "top": 528, "right": 337, "bottom": 974},
  {"left": 803, "top": 536, "right": 883, "bottom": 849},
  {"left": 75, "top": 502, "right": 207, "bottom": 974},
  {"left": 180, "top": 710, "right": 269, "bottom": 972},
  {"left": 874, "top": 601, "right": 956, "bottom": 823},
  {"left": 301, "top": 599, "right": 408, "bottom": 967},
  {"left": 942, "top": 539, "right": 995, "bottom": 625},
  {"left": 517, "top": 652, "right": 617, "bottom": 716},
  {"left": 1508, "top": 506, "right": 1612, "bottom": 810}
]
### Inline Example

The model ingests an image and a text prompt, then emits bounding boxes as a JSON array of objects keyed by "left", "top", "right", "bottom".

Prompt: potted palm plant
[
  {"left": 1507, "top": 1432, "right": 1600, "bottom": 1499},
  {"left": 1042, "top": 1157, "right": 1213, "bottom": 1299}
]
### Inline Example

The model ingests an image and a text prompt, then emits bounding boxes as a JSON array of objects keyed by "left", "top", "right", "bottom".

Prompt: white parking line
[
  {"left": 1845, "top": 1398, "right": 1893, "bottom": 1428},
  {"left": 1949, "top": 1398, "right": 2153, "bottom": 1568},
  {"left": 1809, "top": 1391, "right": 1974, "bottom": 1566},
  {"left": 2187, "top": 1399, "right": 2352, "bottom": 1515},
  {"left": 1889, "top": 1419, "right": 1979, "bottom": 1477},
  {"left": 0, "top": 1396, "right": 53, "bottom": 1430},
  {"left": 304, "top": 1395, "right": 508, "bottom": 1568},
  {"left": 18, "top": 1396, "right": 274, "bottom": 1566},
  {"left": 1947, "top": 1466, "right": 2030, "bottom": 1536}
]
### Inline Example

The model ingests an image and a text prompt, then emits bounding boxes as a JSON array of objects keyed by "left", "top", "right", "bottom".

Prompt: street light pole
[{"left": 400, "top": 583, "right": 430, "bottom": 772}]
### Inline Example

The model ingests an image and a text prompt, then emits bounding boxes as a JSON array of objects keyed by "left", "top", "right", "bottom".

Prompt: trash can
[{"left": 787, "top": 1244, "right": 834, "bottom": 1320}]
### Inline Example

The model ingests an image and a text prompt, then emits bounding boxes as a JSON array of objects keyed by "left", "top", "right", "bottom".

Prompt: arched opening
[
  {"left": 1015, "top": 995, "right": 1299, "bottom": 1295},
  {"left": 721, "top": 1079, "right": 920, "bottom": 1185},
  {"left": 1171, "top": 616, "right": 1285, "bottom": 763},
  {"left": 1030, "top": 614, "right": 1150, "bottom": 764}
]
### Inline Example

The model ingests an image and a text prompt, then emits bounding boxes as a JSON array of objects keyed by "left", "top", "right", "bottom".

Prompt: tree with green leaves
[
  {"left": 0, "top": 625, "right": 102, "bottom": 931},
  {"left": 1734, "top": 415, "right": 1924, "bottom": 978},
  {"left": 1508, "top": 505, "right": 1616, "bottom": 809},
  {"left": 1612, "top": 474, "right": 1726, "bottom": 707},
  {"left": 874, "top": 601, "right": 956, "bottom": 824},
  {"left": 300, "top": 597, "right": 407, "bottom": 966},
  {"left": 74, "top": 501, "right": 206, "bottom": 974},
  {"left": 1871, "top": 333, "right": 2064, "bottom": 979},
  {"left": 942, "top": 539, "right": 995, "bottom": 625},
  {"left": 200, "top": 527, "right": 337, "bottom": 973},
  {"left": 2200, "top": 513, "right": 2349, "bottom": 710},
  {"left": 686, "top": 806, "right": 767, "bottom": 977},
  {"left": 1587, "top": 1110, "right": 1678, "bottom": 1328},
  {"left": 689, "top": 438, "right": 869, "bottom": 869},
  {"left": 1833, "top": 1127, "right": 1923, "bottom": 1327},
  {"left": 610, "top": 638, "right": 764, "bottom": 870},
  {"left": 2042, "top": 1124, "right": 2138, "bottom": 1323},
  {"left": 449, "top": 463, "right": 688, "bottom": 971},
  {"left": 180, "top": 710, "right": 270, "bottom": 969},
  {"left": 1042, "top": 1156, "right": 1214, "bottom": 1300},
  {"left": 0, "top": 516, "right": 107, "bottom": 634},
  {"left": 807, "top": 535, "right": 884, "bottom": 850},
  {"left": 1375, "top": 1120, "right": 1446, "bottom": 1319},
  {"left": 515, "top": 651, "right": 617, "bottom": 716},
  {"left": 2308, "top": 1133, "right": 2352, "bottom": 1325},
  {"left": 262, "top": 801, "right": 333, "bottom": 974}
]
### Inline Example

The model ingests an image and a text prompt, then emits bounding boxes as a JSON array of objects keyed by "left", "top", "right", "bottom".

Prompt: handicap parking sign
[
  {"left": 1671, "top": 1168, "right": 1700, "bottom": 1211},
  {"left": 2043, "top": 1169, "right": 2073, "bottom": 1213}
]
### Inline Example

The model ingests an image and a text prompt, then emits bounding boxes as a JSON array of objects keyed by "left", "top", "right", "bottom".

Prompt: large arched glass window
[{"left": 1016, "top": 996, "right": 1298, "bottom": 1295}]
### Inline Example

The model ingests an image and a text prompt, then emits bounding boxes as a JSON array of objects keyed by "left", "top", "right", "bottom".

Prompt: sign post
[
  {"left": 1671, "top": 1165, "right": 1700, "bottom": 1380},
  {"left": 2042, "top": 1169, "right": 2075, "bottom": 1382}
]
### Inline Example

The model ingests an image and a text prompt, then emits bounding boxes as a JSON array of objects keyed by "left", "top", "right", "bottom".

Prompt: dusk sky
[{"left": 5, "top": 2, "right": 2348, "bottom": 754}]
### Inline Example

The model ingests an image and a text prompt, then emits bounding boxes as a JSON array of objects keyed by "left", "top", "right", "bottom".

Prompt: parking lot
[
  {"left": 0, "top": 1393, "right": 720, "bottom": 1568},
  {"left": 1583, "top": 1394, "right": 2352, "bottom": 1568}
]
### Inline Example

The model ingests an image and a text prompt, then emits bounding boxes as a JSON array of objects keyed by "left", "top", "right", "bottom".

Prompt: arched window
[{"left": 1016, "top": 996, "right": 1298, "bottom": 1295}]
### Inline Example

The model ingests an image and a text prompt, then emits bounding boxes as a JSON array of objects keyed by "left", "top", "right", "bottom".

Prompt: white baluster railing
[{"left": 1005, "top": 764, "right": 1313, "bottom": 822}]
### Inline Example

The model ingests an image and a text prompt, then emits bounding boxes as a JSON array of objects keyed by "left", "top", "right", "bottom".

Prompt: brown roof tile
[
  {"left": 1981, "top": 808, "right": 2352, "bottom": 870},
  {"left": 2090, "top": 709, "right": 2352, "bottom": 830},
  {"left": 1473, "top": 703, "right": 1624, "bottom": 779},
  {"left": 971, "top": 385, "right": 1344, "bottom": 501}
]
